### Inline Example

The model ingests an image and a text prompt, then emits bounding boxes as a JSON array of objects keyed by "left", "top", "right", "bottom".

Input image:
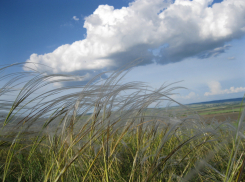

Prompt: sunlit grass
[{"left": 0, "top": 63, "right": 244, "bottom": 181}]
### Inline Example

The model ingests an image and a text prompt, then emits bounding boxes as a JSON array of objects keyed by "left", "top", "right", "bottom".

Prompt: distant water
[{"left": 188, "top": 97, "right": 244, "bottom": 105}]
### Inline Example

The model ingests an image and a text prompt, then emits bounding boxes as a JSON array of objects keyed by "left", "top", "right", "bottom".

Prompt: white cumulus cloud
[
  {"left": 24, "top": 0, "right": 245, "bottom": 81},
  {"left": 73, "top": 16, "right": 79, "bottom": 21},
  {"left": 204, "top": 81, "right": 245, "bottom": 96}
]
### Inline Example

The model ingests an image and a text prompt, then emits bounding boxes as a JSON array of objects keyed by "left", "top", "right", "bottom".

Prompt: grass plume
[{"left": 0, "top": 63, "right": 244, "bottom": 181}]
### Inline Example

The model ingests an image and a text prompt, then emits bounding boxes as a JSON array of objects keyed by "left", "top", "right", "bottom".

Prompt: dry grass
[{"left": 0, "top": 63, "right": 244, "bottom": 182}]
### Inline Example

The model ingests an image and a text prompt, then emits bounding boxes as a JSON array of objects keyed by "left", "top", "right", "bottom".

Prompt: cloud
[
  {"left": 60, "top": 22, "right": 74, "bottom": 28},
  {"left": 184, "top": 92, "right": 198, "bottom": 99},
  {"left": 24, "top": 0, "right": 245, "bottom": 81},
  {"left": 197, "top": 45, "right": 231, "bottom": 59},
  {"left": 172, "top": 91, "right": 198, "bottom": 100},
  {"left": 228, "top": 56, "right": 235, "bottom": 60},
  {"left": 73, "top": 16, "right": 79, "bottom": 21},
  {"left": 204, "top": 81, "right": 245, "bottom": 96}
]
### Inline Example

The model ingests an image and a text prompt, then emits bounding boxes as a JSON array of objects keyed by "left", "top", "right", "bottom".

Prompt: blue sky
[{"left": 1, "top": 0, "right": 245, "bottom": 105}]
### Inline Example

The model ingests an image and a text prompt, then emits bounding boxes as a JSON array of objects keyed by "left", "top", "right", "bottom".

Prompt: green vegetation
[
  {"left": 199, "top": 108, "right": 241, "bottom": 115},
  {"left": 0, "top": 63, "right": 245, "bottom": 181}
]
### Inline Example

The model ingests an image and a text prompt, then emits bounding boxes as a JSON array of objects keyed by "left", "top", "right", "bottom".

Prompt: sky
[{"left": 1, "top": 0, "right": 245, "bottom": 105}]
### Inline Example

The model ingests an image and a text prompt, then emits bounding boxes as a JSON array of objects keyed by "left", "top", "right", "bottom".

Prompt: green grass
[
  {"left": 0, "top": 63, "right": 245, "bottom": 181},
  {"left": 199, "top": 108, "right": 241, "bottom": 115}
]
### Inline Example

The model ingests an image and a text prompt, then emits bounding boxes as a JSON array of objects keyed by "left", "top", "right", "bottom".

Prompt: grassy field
[
  {"left": 0, "top": 64, "right": 245, "bottom": 181},
  {"left": 199, "top": 108, "right": 241, "bottom": 116}
]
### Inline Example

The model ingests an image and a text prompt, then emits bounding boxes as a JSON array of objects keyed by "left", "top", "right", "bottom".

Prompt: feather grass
[{"left": 0, "top": 63, "right": 244, "bottom": 181}]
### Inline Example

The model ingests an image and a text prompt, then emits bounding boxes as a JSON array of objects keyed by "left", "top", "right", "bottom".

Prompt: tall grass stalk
[
  {"left": 225, "top": 96, "right": 245, "bottom": 182},
  {"left": 0, "top": 63, "right": 244, "bottom": 181}
]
